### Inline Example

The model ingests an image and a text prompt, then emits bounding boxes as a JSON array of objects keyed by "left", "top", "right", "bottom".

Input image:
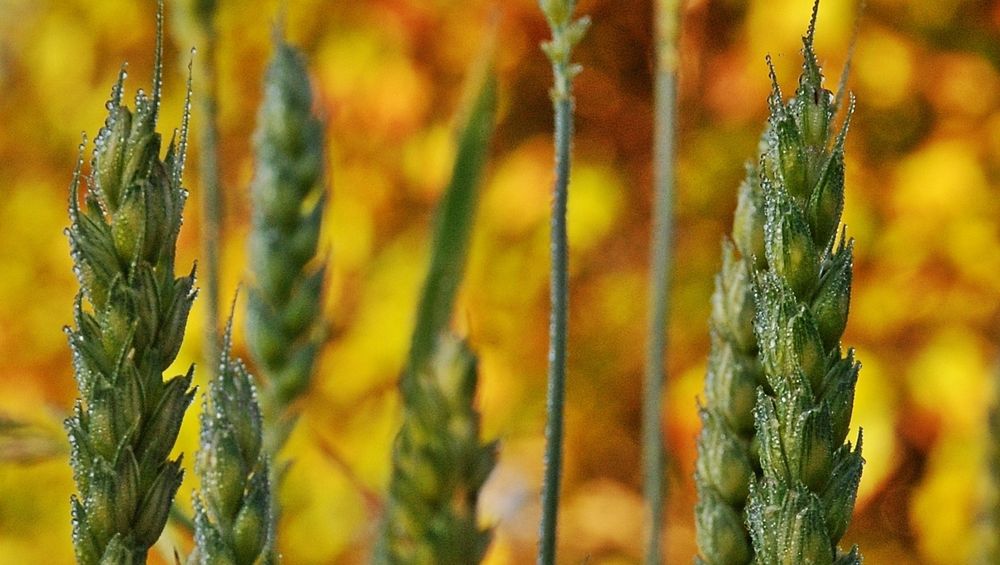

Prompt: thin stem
[
  {"left": 198, "top": 18, "right": 223, "bottom": 379},
  {"left": 539, "top": 67, "right": 574, "bottom": 565},
  {"left": 643, "top": 1, "right": 680, "bottom": 563}
]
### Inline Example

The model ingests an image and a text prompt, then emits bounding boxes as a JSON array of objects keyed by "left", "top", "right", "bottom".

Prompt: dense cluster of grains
[
  {"left": 192, "top": 317, "right": 274, "bottom": 565},
  {"left": 63, "top": 6, "right": 197, "bottom": 562},
  {"left": 244, "top": 38, "right": 327, "bottom": 461},
  {"left": 695, "top": 4, "right": 864, "bottom": 564},
  {"left": 376, "top": 336, "right": 497, "bottom": 565}
]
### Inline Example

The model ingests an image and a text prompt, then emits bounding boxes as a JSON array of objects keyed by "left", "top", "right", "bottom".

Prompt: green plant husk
[
  {"left": 375, "top": 62, "right": 497, "bottom": 565},
  {"left": 63, "top": 3, "right": 197, "bottom": 562},
  {"left": 695, "top": 3, "right": 864, "bottom": 563},
  {"left": 191, "top": 312, "right": 274, "bottom": 565},
  {"left": 244, "top": 36, "right": 327, "bottom": 463},
  {"left": 377, "top": 335, "right": 497, "bottom": 565}
]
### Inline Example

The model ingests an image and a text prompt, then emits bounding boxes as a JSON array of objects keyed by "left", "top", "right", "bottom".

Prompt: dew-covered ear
[{"left": 64, "top": 2, "right": 197, "bottom": 561}]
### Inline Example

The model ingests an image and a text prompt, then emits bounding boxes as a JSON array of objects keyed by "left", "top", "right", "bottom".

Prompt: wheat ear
[
  {"left": 376, "top": 60, "right": 497, "bottom": 565},
  {"left": 696, "top": 2, "right": 864, "bottom": 563},
  {"left": 244, "top": 36, "right": 327, "bottom": 465},
  {"left": 191, "top": 308, "right": 275, "bottom": 564},
  {"left": 64, "top": 2, "right": 197, "bottom": 562}
]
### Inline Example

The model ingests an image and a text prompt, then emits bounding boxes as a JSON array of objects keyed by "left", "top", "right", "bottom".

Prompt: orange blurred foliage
[{"left": 0, "top": 0, "right": 997, "bottom": 563}]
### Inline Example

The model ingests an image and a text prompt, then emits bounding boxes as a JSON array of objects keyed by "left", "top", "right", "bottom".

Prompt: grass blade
[{"left": 403, "top": 67, "right": 498, "bottom": 385}]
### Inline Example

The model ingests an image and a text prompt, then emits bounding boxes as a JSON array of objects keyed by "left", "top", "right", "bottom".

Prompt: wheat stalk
[
  {"left": 977, "top": 363, "right": 1000, "bottom": 565},
  {"left": 171, "top": 0, "right": 224, "bottom": 381},
  {"left": 244, "top": 36, "right": 327, "bottom": 464},
  {"left": 191, "top": 310, "right": 275, "bottom": 565},
  {"left": 643, "top": 1, "right": 681, "bottom": 562},
  {"left": 696, "top": 2, "right": 864, "bottom": 563},
  {"left": 63, "top": 3, "right": 197, "bottom": 562},
  {"left": 376, "top": 60, "right": 497, "bottom": 565}
]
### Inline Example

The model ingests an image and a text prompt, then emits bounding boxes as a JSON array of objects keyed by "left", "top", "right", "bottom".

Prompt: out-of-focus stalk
[
  {"left": 536, "top": 2, "right": 589, "bottom": 564},
  {"left": 643, "top": 1, "right": 680, "bottom": 562},
  {"left": 376, "top": 61, "right": 498, "bottom": 565},
  {"left": 244, "top": 37, "right": 327, "bottom": 466},
  {"left": 978, "top": 363, "right": 1000, "bottom": 565}
]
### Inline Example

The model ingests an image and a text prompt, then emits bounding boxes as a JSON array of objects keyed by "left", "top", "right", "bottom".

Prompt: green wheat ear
[
  {"left": 749, "top": 4, "right": 864, "bottom": 563},
  {"left": 696, "top": 2, "right": 864, "bottom": 563},
  {"left": 376, "top": 59, "right": 498, "bottom": 565},
  {"left": 244, "top": 35, "right": 327, "bottom": 464},
  {"left": 64, "top": 2, "right": 197, "bottom": 562},
  {"left": 191, "top": 308, "right": 275, "bottom": 565},
  {"left": 378, "top": 335, "right": 498, "bottom": 565}
]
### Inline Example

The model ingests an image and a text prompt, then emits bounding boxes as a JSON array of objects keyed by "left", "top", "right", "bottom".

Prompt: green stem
[
  {"left": 198, "top": 19, "right": 222, "bottom": 380},
  {"left": 537, "top": 3, "right": 588, "bottom": 562},
  {"left": 643, "top": 2, "right": 680, "bottom": 563},
  {"left": 539, "top": 66, "right": 573, "bottom": 565}
]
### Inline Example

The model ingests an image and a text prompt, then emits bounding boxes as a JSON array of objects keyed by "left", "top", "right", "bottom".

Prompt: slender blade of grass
[{"left": 403, "top": 68, "right": 498, "bottom": 387}]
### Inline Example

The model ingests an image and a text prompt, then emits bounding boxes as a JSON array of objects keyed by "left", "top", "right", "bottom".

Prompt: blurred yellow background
[{"left": 0, "top": 0, "right": 998, "bottom": 563}]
